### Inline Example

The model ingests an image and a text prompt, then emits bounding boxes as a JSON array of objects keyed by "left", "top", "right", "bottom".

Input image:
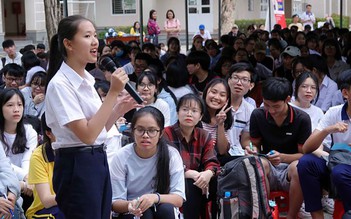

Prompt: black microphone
[{"left": 100, "top": 56, "right": 144, "bottom": 104}]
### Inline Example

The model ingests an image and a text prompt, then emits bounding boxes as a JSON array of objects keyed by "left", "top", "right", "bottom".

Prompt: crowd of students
[{"left": 0, "top": 12, "right": 351, "bottom": 219}]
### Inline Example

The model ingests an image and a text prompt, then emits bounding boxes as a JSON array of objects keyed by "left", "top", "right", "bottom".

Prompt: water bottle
[{"left": 224, "top": 191, "right": 231, "bottom": 198}]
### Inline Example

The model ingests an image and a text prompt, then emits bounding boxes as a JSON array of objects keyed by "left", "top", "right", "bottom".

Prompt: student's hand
[
  {"left": 128, "top": 199, "right": 143, "bottom": 217},
  {"left": 110, "top": 68, "right": 129, "bottom": 94},
  {"left": 0, "top": 197, "right": 14, "bottom": 219},
  {"left": 185, "top": 169, "right": 200, "bottom": 180},
  {"left": 193, "top": 170, "right": 213, "bottom": 190},
  {"left": 136, "top": 194, "right": 158, "bottom": 213},
  {"left": 21, "top": 181, "right": 33, "bottom": 196},
  {"left": 33, "top": 93, "right": 45, "bottom": 104},
  {"left": 327, "top": 122, "right": 348, "bottom": 134},
  {"left": 244, "top": 145, "right": 258, "bottom": 155},
  {"left": 6, "top": 192, "right": 16, "bottom": 206},
  {"left": 267, "top": 150, "right": 281, "bottom": 166},
  {"left": 216, "top": 103, "right": 232, "bottom": 125},
  {"left": 114, "top": 93, "right": 142, "bottom": 116}
]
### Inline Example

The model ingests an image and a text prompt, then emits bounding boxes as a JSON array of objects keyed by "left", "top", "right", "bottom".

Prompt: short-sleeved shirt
[
  {"left": 250, "top": 105, "right": 311, "bottom": 154},
  {"left": 45, "top": 62, "right": 107, "bottom": 149},
  {"left": 316, "top": 103, "right": 351, "bottom": 144},
  {"left": 313, "top": 75, "right": 338, "bottom": 112},
  {"left": 227, "top": 99, "right": 255, "bottom": 156},
  {"left": 110, "top": 143, "right": 186, "bottom": 201},
  {"left": 164, "top": 123, "right": 220, "bottom": 173},
  {"left": 26, "top": 144, "right": 55, "bottom": 219}
]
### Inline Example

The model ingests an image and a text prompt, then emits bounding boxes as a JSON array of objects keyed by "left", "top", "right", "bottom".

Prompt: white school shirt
[
  {"left": 2, "top": 124, "right": 38, "bottom": 180},
  {"left": 227, "top": 98, "right": 255, "bottom": 156},
  {"left": 313, "top": 76, "right": 338, "bottom": 112},
  {"left": 316, "top": 103, "right": 351, "bottom": 144},
  {"left": 45, "top": 62, "right": 107, "bottom": 149}
]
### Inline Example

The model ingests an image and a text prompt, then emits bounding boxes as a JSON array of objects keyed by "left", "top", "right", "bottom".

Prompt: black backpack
[{"left": 217, "top": 156, "right": 272, "bottom": 219}]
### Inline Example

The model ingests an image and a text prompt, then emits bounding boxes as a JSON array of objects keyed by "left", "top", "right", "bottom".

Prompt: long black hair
[
  {"left": 0, "top": 88, "right": 28, "bottom": 154},
  {"left": 46, "top": 15, "right": 94, "bottom": 90},
  {"left": 131, "top": 106, "right": 170, "bottom": 194},
  {"left": 202, "top": 78, "right": 233, "bottom": 130},
  {"left": 294, "top": 71, "right": 320, "bottom": 104}
]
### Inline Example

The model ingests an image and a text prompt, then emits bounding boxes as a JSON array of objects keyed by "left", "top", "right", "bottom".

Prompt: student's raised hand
[
  {"left": 114, "top": 92, "right": 143, "bottom": 116},
  {"left": 267, "top": 150, "right": 281, "bottom": 166},
  {"left": 216, "top": 102, "right": 232, "bottom": 125},
  {"left": 193, "top": 170, "right": 213, "bottom": 190},
  {"left": 327, "top": 121, "right": 348, "bottom": 134},
  {"left": 110, "top": 68, "right": 129, "bottom": 94}
]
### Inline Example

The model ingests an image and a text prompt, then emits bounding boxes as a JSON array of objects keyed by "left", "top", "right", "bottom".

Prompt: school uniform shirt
[
  {"left": 2, "top": 124, "right": 38, "bottom": 180},
  {"left": 5, "top": 52, "right": 22, "bottom": 66},
  {"left": 110, "top": 143, "right": 186, "bottom": 202},
  {"left": 313, "top": 75, "right": 338, "bottom": 112},
  {"left": 227, "top": 99, "right": 255, "bottom": 156},
  {"left": 328, "top": 60, "right": 350, "bottom": 82},
  {"left": 250, "top": 105, "right": 311, "bottom": 155},
  {"left": 26, "top": 144, "right": 55, "bottom": 219},
  {"left": 164, "top": 123, "right": 220, "bottom": 173},
  {"left": 316, "top": 103, "right": 351, "bottom": 144},
  {"left": 148, "top": 98, "right": 171, "bottom": 127},
  {"left": 45, "top": 61, "right": 107, "bottom": 149},
  {"left": 0, "top": 145, "right": 20, "bottom": 199}
]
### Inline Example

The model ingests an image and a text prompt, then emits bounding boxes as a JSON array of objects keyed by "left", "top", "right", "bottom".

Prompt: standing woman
[
  {"left": 164, "top": 94, "right": 220, "bottom": 219},
  {"left": 147, "top": 10, "right": 161, "bottom": 45},
  {"left": 164, "top": 9, "right": 181, "bottom": 41},
  {"left": 110, "top": 106, "right": 185, "bottom": 219},
  {"left": 0, "top": 88, "right": 38, "bottom": 201},
  {"left": 45, "top": 15, "right": 129, "bottom": 219}
]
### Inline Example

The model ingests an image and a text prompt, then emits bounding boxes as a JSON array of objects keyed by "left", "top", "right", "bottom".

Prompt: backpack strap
[
  {"left": 1, "top": 57, "right": 5, "bottom": 67},
  {"left": 243, "top": 158, "right": 260, "bottom": 218}
]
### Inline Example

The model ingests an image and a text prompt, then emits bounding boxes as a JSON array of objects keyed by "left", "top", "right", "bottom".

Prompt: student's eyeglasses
[
  {"left": 229, "top": 75, "right": 251, "bottom": 84},
  {"left": 133, "top": 128, "right": 160, "bottom": 138},
  {"left": 5, "top": 77, "right": 22, "bottom": 83},
  {"left": 31, "top": 82, "right": 45, "bottom": 88},
  {"left": 138, "top": 83, "right": 155, "bottom": 89}
]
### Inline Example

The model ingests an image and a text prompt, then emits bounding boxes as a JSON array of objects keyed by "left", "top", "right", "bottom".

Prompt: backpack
[{"left": 217, "top": 156, "right": 272, "bottom": 219}]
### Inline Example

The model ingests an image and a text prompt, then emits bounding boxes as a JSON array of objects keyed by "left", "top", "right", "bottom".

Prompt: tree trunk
[
  {"left": 44, "top": 0, "right": 62, "bottom": 44},
  {"left": 221, "top": 0, "right": 237, "bottom": 35}
]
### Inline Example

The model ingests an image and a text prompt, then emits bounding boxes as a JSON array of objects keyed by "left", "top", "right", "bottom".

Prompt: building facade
[{"left": 0, "top": 0, "right": 349, "bottom": 43}]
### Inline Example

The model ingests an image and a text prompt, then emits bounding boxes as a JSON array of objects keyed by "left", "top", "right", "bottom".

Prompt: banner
[{"left": 265, "top": 0, "right": 287, "bottom": 31}]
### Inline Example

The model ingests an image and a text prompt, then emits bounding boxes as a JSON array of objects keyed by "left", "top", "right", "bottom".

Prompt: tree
[
  {"left": 43, "top": 0, "right": 62, "bottom": 44},
  {"left": 221, "top": 0, "right": 237, "bottom": 35}
]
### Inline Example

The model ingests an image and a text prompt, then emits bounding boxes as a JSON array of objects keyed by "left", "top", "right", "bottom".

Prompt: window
[
  {"left": 248, "top": 0, "right": 254, "bottom": 11},
  {"left": 112, "top": 0, "right": 136, "bottom": 14},
  {"left": 260, "top": 0, "right": 268, "bottom": 12}
]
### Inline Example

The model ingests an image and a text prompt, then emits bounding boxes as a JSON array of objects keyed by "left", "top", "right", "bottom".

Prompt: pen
[
  {"left": 249, "top": 142, "right": 253, "bottom": 151},
  {"left": 3, "top": 193, "right": 14, "bottom": 218}
]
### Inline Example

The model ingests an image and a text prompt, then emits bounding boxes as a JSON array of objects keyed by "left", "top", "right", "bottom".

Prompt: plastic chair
[
  {"left": 333, "top": 199, "right": 344, "bottom": 219},
  {"left": 270, "top": 191, "right": 290, "bottom": 219}
]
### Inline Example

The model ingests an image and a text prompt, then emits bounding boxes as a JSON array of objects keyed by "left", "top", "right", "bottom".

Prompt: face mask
[{"left": 115, "top": 50, "right": 124, "bottom": 58}]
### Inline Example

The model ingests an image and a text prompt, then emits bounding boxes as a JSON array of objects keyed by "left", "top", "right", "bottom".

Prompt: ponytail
[{"left": 46, "top": 34, "right": 63, "bottom": 90}]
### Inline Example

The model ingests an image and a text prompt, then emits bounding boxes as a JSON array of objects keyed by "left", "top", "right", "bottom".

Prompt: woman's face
[
  {"left": 68, "top": 20, "right": 98, "bottom": 64},
  {"left": 133, "top": 113, "right": 161, "bottom": 156},
  {"left": 102, "top": 46, "right": 111, "bottom": 56},
  {"left": 137, "top": 76, "right": 156, "bottom": 104},
  {"left": 324, "top": 44, "right": 336, "bottom": 57},
  {"left": 193, "top": 39, "right": 203, "bottom": 50},
  {"left": 135, "top": 22, "right": 140, "bottom": 29},
  {"left": 296, "top": 34, "right": 306, "bottom": 46},
  {"left": 234, "top": 39, "right": 244, "bottom": 50},
  {"left": 297, "top": 77, "right": 317, "bottom": 104},
  {"left": 206, "top": 83, "right": 228, "bottom": 110},
  {"left": 152, "top": 11, "right": 157, "bottom": 20},
  {"left": 31, "top": 78, "right": 45, "bottom": 97},
  {"left": 221, "top": 61, "right": 232, "bottom": 76},
  {"left": 2, "top": 94, "right": 23, "bottom": 124},
  {"left": 167, "top": 11, "right": 174, "bottom": 19},
  {"left": 168, "top": 41, "right": 179, "bottom": 53},
  {"left": 177, "top": 100, "right": 202, "bottom": 128},
  {"left": 293, "top": 63, "right": 305, "bottom": 79},
  {"left": 269, "top": 45, "right": 280, "bottom": 59},
  {"left": 234, "top": 50, "right": 248, "bottom": 62}
]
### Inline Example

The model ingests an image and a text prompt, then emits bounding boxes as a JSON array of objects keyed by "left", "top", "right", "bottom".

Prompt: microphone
[{"left": 100, "top": 56, "right": 144, "bottom": 104}]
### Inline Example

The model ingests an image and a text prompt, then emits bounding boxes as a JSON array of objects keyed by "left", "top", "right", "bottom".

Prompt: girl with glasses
[
  {"left": 164, "top": 94, "right": 220, "bottom": 219},
  {"left": 110, "top": 106, "right": 185, "bottom": 219}
]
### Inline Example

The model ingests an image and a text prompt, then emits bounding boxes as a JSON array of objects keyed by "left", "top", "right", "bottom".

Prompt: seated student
[
  {"left": 247, "top": 77, "right": 312, "bottom": 218},
  {"left": 136, "top": 71, "right": 171, "bottom": 127},
  {"left": 0, "top": 63, "right": 25, "bottom": 91},
  {"left": 26, "top": 113, "right": 65, "bottom": 219},
  {"left": 298, "top": 70, "right": 351, "bottom": 218},
  {"left": 164, "top": 94, "right": 220, "bottom": 219},
  {"left": 201, "top": 78, "right": 233, "bottom": 166},
  {"left": 186, "top": 51, "right": 219, "bottom": 95},
  {"left": 110, "top": 106, "right": 185, "bottom": 219},
  {"left": 129, "top": 52, "right": 153, "bottom": 83},
  {"left": 0, "top": 142, "right": 23, "bottom": 219}
]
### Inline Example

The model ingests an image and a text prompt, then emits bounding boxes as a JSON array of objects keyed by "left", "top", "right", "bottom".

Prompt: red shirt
[{"left": 164, "top": 123, "right": 220, "bottom": 174}]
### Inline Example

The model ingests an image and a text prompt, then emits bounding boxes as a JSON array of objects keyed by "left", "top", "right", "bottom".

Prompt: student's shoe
[
  {"left": 321, "top": 196, "right": 334, "bottom": 214},
  {"left": 298, "top": 203, "right": 311, "bottom": 219}
]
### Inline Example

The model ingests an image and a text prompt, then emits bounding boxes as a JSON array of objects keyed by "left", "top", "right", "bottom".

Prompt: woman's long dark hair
[
  {"left": 46, "top": 15, "right": 93, "bottom": 91},
  {"left": 202, "top": 78, "right": 233, "bottom": 130},
  {"left": 294, "top": 71, "right": 320, "bottom": 104},
  {"left": 0, "top": 88, "right": 28, "bottom": 154},
  {"left": 131, "top": 106, "right": 170, "bottom": 194}
]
